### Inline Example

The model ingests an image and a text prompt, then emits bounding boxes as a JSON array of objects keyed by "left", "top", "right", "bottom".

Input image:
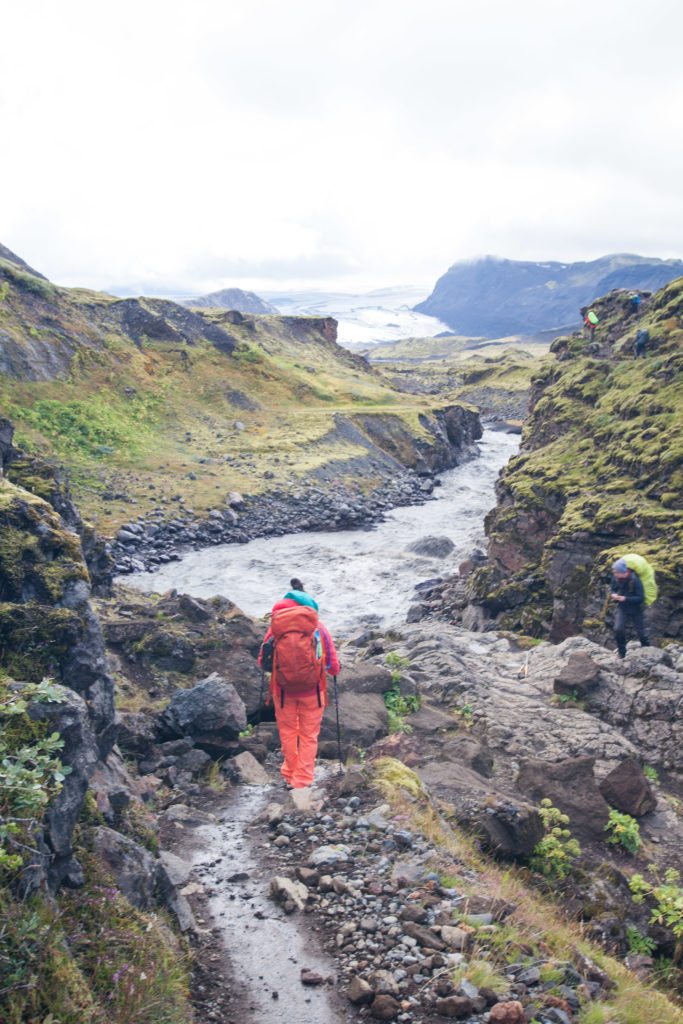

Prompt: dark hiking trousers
[{"left": 614, "top": 604, "right": 650, "bottom": 657}]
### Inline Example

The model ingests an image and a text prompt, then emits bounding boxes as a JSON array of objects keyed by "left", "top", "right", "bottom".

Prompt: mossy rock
[
  {"left": 0, "top": 603, "right": 83, "bottom": 680},
  {"left": 0, "top": 480, "right": 88, "bottom": 603}
]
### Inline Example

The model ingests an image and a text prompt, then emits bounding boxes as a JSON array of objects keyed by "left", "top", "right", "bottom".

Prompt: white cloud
[{"left": 1, "top": 0, "right": 681, "bottom": 294}]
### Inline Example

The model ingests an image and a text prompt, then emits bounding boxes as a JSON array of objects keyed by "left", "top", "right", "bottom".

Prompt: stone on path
[
  {"left": 368, "top": 969, "right": 399, "bottom": 996},
  {"left": 300, "top": 968, "right": 324, "bottom": 986},
  {"left": 347, "top": 976, "right": 374, "bottom": 1004},
  {"left": 440, "top": 925, "right": 471, "bottom": 951},
  {"left": 435, "top": 995, "right": 474, "bottom": 1018},
  {"left": 308, "top": 844, "right": 351, "bottom": 867},
  {"left": 270, "top": 876, "right": 308, "bottom": 912},
  {"left": 489, "top": 1000, "right": 525, "bottom": 1024},
  {"left": 229, "top": 750, "right": 270, "bottom": 785},
  {"left": 290, "top": 786, "right": 325, "bottom": 812},
  {"left": 370, "top": 993, "right": 401, "bottom": 1020}
]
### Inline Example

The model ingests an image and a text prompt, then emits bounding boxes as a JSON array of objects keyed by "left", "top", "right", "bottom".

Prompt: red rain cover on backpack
[{"left": 271, "top": 604, "right": 325, "bottom": 694}]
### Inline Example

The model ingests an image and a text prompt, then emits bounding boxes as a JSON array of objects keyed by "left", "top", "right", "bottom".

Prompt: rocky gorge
[{"left": 1, "top": 269, "right": 683, "bottom": 1024}]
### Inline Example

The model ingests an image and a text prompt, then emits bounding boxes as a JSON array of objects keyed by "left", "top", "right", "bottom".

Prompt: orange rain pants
[{"left": 273, "top": 689, "right": 324, "bottom": 789}]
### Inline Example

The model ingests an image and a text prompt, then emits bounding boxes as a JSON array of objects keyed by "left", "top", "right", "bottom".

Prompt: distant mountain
[
  {"left": 184, "top": 287, "right": 278, "bottom": 314},
  {"left": 415, "top": 254, "right": 683, "bottom": 337}
]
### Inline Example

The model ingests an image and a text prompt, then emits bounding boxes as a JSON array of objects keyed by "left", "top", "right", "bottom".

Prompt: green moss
[
  {"left": 373, "top": 756, "right": 423, "bottom": 798},
  {"left": 0, "top": 604, "right": 83, "bottom": 681},
  {"left": 0, "top": 482, "right": 88, "bottom": 604}
]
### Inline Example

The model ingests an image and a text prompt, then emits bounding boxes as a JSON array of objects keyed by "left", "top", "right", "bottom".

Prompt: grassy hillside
[
  {"left": 378, "top": 347, "right": 544, "bottom": 423},
  {"left": 0, "top": 258, "right": 462, "bottom": 536}
]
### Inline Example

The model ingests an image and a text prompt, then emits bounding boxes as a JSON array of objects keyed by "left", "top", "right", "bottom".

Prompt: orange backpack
[{"left": 270, "top": 604, "right": 326, "bottom": 699}]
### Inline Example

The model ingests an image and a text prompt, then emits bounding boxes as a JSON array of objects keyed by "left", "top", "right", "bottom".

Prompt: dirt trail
[{"left": 169, "top": 781, "right": 348, "bottom": 1024}]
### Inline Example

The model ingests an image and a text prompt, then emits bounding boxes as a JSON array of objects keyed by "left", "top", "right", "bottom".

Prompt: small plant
[
  {"left": 626, "top": 926, "right": 657, "bottom": 956},
  {"left": 630, "top": 867, "right": 683, "bottom": 958},
  {"left": 643, "top": 765, "right": 659, "bottom": 783},
  {"left": 529, "top": 798, "right": 581, "bottom": 880},
  {"left": 383, "top": 653, "right": 419, "bottom": 733},
  {"left": 385, "top": 651, "right": 410, "bottom": 684},
  {"left": 0, "top": 679, "right": 72, "bottom": 876},
  {"left": 239, "top": 723, "right": 255, "bottom": 738},
  {"left": 605, "top": 809, "right": 641, "bottom": 854},
  {"left": 455, "top": 702, "right": 475, "bottom": 727},
  {"left": 553, "top": 690, "right": 586, "bottom": 710},
  {"left": 204, "top": 760, "right": 227, "bottom": 792}
]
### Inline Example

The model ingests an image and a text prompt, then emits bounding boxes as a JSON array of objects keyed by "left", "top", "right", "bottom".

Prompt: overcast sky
[{"left": 1, "top": 0, "right": 682, "bottom": 296}]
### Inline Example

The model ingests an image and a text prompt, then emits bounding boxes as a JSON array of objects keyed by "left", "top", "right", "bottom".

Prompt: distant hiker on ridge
[
  {"left": 610, "top": 557, "right": 653, "bottom": 659},
  {"left": 634, "top": 329, "right": 649, "bottom": 358},
  {"left": 583, "top": 308, "right": 599, "bottom": 337},
  {"left": 628, "top": 291, "right": 642, "bottom": 315},
  {"left": 258, "top": 578, "right": 340, "bottom": 789}
]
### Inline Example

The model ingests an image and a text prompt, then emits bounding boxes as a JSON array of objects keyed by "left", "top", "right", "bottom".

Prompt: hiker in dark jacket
[
  {"left": 634, "top": 329, "right": 649, "bottom": 358},
  {"left": 610, "top": 559, "right": 650, "bottom": 658}
]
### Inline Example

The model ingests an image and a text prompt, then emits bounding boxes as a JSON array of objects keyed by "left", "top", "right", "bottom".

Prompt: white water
[{"left": 128, "top": 430, "right": 519, "bottom": 635}]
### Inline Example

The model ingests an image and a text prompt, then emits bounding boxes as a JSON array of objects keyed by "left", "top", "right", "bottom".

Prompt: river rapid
[{"left": 128, "top": 429, "right": 519, "bottom": 635}]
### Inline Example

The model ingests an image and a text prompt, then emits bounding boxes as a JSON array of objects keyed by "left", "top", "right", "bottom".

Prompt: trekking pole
[
  {"left": 333, "top": 675, "right": 343, "bottom": 775},
  {"left": 255, "top": 668, "right": 265, "bottom": 733}
]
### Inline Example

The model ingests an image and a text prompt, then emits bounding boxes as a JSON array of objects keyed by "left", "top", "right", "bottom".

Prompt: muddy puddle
[{"left": 182, "top": 783, "right": 348, "bottom": 1024}]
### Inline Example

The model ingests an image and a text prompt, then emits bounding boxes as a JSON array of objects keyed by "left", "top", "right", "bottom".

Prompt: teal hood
[{"left": 284, "top": 589, "right": 319, "bottom": 611}]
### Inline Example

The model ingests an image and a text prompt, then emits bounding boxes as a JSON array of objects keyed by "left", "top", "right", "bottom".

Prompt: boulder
[
  {"left": 553, "top": 652, "right": 601, "bottom": 698},
  {"left": 160, "top": 673, "right": 247, "bottom": 740},
  {"left": 477, "top": 796, "right": 543, "bottom": 858},
  {"left": 517, "top": 756, "right": 610, "bottom": 840},
  {"left": 28, "top": 686, "right": 99, "bottom": 891},
  {"left": 90, "top": 826, "right": 156, "bottom": 908},
  {"left": 139, "top": 628, "right": 196, "bottom": 672},
  {"left": 339, "top": 662, "right": 394, "bottom": 694},
  {"left": 117, "top": 711, "right": 157, "bottom": 756},
  {"left": 88, "top": 749, "right": 139, "bottom": 819},
  {"left": 177, "top": 593, "right": 212, "bottom": 622},
  {"left": 318, "top": 692, "right": 388, "bottom": 748},
  {"left": 407, "top": 535, "right": 456, "bottom": 558},
  {"left": 176, "top": 748, "right": 212, "bottom": 776},
  {"left": 598, "top": 758, "right": 657, "bottom": 817}
]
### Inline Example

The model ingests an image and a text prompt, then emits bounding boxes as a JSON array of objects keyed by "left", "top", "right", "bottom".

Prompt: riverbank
[
  {"left": 124, "top": 430, "right": 519, "bottom": 631},
  {"left": 113, "top": 406, "right": 486, "bottom": 577}
]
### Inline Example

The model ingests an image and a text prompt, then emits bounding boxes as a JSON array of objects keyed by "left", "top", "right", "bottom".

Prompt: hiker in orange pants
[
  {"left": 275, "top": 691, "right": 326, "bottom": 789},
  {"left": 259, "top": 578, "right": 340, "bottom": 789}
]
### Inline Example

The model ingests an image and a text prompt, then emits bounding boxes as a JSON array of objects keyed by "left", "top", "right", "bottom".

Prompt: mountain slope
[
  {"left": 415, "top": 254, "right": 683, "bottom": 337},
  {"left": 460, "top": 277, "right": 683, "bottom": 642},
  {"left": 0, "top": 249, "right": 476, "bottom": 539}
]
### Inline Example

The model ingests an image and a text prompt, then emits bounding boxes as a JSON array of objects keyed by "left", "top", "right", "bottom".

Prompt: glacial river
[{"left": 129, "top": 429, "right": 519, "bottom": 634}]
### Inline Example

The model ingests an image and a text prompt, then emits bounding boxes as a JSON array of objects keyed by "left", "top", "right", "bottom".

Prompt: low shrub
[{"left": 529, "top": 798, "right": 581, "bottom": 880}]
